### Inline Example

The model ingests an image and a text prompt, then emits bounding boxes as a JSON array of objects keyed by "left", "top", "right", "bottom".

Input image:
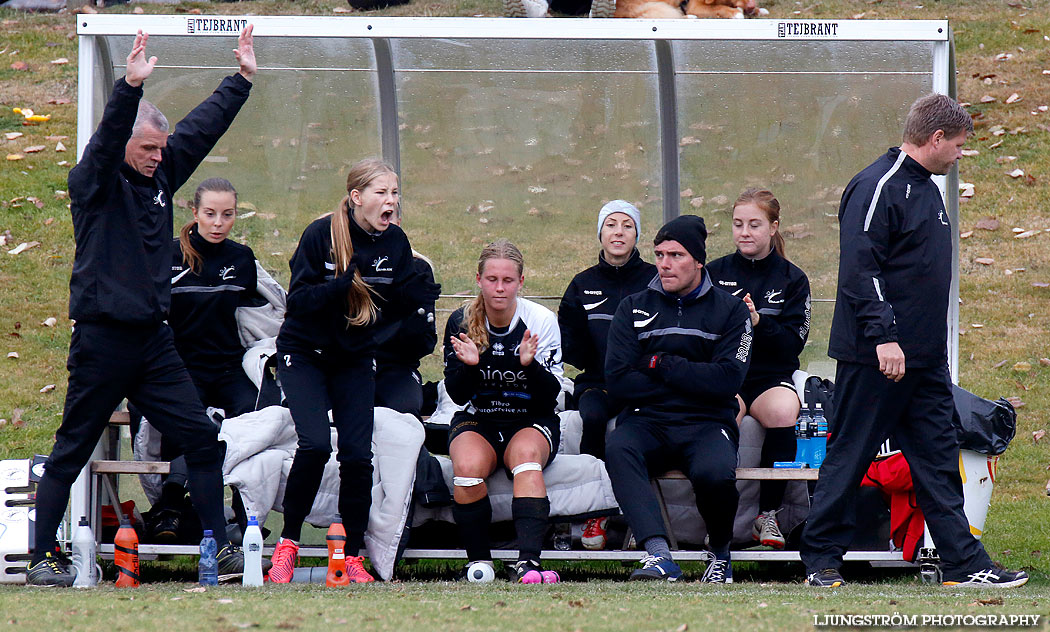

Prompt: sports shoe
[
  {"left": 588, "top": 0, "right": 616, "bottom": 17},
  {"left": 26, "top": 551, "right": 75, "bottom": 587},
  {"left": 629, "top": 555, "right": 682, "bottom": 582},
  {"left": 513, "top": 559, "right": 559, "bottom": 584},
  {"left": 149, "top": 509, "right": 180, "bottom": 544},
  {"left": 700, "top": 552, "right": 733, "bottom": 584},
  {"left": 502, "top": 0, "right": 526, "bottom": 16},
  {"left": 345, "top": 556, "right": 375, "bottom": 583},
  {"left": 943, "top": 564, "right": 1029, "bottom": 588},
  {"left": 752, "top": 510, "right": 785, "bottom": 549},
  {"left": 805, "top": 568, "right": 846, "bottom": 587},
  {"left": 267, "top": 538, "right": 298, "bottom": 584},
  {"left": 581, "top": 517, "right": 608, "bottom": 551}
]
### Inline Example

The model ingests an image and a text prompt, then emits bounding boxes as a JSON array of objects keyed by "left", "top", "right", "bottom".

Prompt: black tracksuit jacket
[
  {"left": 558, "top": 249, "right": 657, "bottom": 390},
  {"left": 705, "top": 249, "right": 811, "bottom": 385},
  {"left": 829, "top": 147, "right": 953, "bottom": 368},
  {"left": 169, "top": 227, "right": 260, "bottom": 372},
  {"left": 277, "top": 212, "right": 416, "bottom": 355},
  {"left": 605, "top": 271, "right": 753, "bottom": 428},
  {"left": 67, "top": 75, "right": 252, "bottom": 325},
  {"left": 374, "top": 256, "right": 438, "bottom": 370}
]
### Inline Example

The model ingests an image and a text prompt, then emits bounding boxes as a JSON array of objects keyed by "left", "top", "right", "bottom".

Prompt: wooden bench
[{"left": 85, "top": 411, "right": 172, "bottom": 526}]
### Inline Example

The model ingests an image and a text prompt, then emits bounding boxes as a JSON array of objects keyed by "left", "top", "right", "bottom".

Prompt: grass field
[{"left": 2, "top": 0, "right": 1050, "bottom": 625}]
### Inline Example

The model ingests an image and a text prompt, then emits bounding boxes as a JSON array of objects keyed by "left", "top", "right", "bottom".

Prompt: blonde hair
[
  {"left": 179, "top": 178, "right": 237, "bottom": 274},
  {"left": 464, "top": 239, "right": 524, "bottom": 353},
  {"left": 331, "top": 158, "right": 397, "bottom": 327},
  {"left": 733, "top": 187, "right": 786, "bottom": 260}
]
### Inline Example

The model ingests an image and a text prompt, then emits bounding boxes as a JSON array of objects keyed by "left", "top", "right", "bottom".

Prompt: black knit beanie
[{"left": 654, "top": 214, "right": 707, "bottom": 264}]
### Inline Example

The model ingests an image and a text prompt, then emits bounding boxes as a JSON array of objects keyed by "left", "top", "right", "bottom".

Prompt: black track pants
[
  {"left": 606, "top": 414, "right": 739, "bottom": 550},
  {"left": 801, "top": 362, "right": 992, "bottom": 577},
  {"left": 577, "top": 387, "right": 615, "bottom": 460},
  {"left": 374, "top": 364, "right": 423, "bottom": 419}
]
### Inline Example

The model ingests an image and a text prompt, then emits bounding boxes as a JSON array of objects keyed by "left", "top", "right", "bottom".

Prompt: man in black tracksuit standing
[
  {"left": 605, "top": 215, "right": 752, "bottom": 584},
  {"left": 28, "top": 28, "right": 257, "bottom": 586},
  {"left": 801, "top": 94, "right": 1028, "bottom": 588}
]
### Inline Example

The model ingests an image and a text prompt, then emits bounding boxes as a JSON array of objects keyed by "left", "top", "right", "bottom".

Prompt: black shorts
[
  {"left": 448, "top": 411, "right": 559, "bottom": 476},
  {"left": 739, "top": 375, "right": 799, "bottom": 410}
]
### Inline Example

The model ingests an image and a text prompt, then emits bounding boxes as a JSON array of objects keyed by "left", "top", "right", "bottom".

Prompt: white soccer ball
[{"left": 467, "top": 561, "right": 495, "bottom": 583}]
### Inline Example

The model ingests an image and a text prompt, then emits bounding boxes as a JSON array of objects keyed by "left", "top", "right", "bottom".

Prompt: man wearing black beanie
[{"left": 604, "top": 214, "right": 753, "bottom": 584}]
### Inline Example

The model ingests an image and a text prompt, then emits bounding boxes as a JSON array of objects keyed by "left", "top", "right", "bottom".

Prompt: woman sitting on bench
[
  {"left": 705, "top": 188, "right": 812, "bottom": 549},
  {"left": 444, "top": 239, "right": 565, "bottom": 584}
]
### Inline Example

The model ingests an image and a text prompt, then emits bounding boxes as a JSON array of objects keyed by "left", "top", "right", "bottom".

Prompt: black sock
[
  {"left": 184, "top": 467, "right": 229, "bottom": 546},
  {"left": 157, "top": 480, "right": 187, "bottom": 512},
  {"left": 453, "top": 496, "right": 492, "bottom": 562},
  {"left": 32, "top": 474, "right": 70, "bottom": 565},
  {"left": 512, "top": 496, "right": 550, "bottom": 563},
  {"left": 759, "top": 426, "right": 797, "bottom": 512},
  {"left": 279, "top": 450, "right": 329, "bottom": 542},
  {"left": 338, "top": 459, "right": 374, "bottom": 556}
]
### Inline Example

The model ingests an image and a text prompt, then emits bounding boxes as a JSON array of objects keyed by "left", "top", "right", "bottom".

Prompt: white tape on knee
[
  {"left": 453, "top": 476, "right": 485, "bottom": 487},
  {"left": 511, "top": 462, "right": 542, "bottom": 476}
]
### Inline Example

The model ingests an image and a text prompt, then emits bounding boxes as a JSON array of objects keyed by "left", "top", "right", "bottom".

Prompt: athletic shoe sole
[{"left": 943, "top": 576, "right": 1029, "bottom": 589}]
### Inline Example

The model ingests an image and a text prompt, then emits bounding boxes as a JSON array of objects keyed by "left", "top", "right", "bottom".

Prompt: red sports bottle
[
  {"left": 326, "top": 516, "right": 349, "bottom": 587},
  {"left": 114, "top": 516, "right": 140, "bottom": 587}
]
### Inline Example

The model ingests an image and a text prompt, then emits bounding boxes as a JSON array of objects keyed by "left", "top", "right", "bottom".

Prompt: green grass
[{"left": 2, "top": 0, "right": 1050, "bottom": 622}]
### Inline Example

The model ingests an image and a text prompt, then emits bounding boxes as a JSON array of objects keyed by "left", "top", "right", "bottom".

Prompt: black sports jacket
[
  {"left": 605, "top": 271, "right": 752, "bottom": 428},
  {"left": 705, "top": 249, "right": 811, "bottom": 385},
  {"left": 829, "top": 147, "right": 953, "bottom": 368},
  {"left": 374, "top": 255, "right": 438, "bottom": 370},
  {"left": 558, "top": 249, "right": 657, "bottom": 390},
  {"left": 67, "top": 75, "right": 251, "bottom": 325},
  {"left": 169, "top": 227, "right": 260, "bottom": 372}
]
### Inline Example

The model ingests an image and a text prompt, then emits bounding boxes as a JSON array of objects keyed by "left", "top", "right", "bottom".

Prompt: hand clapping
[
  {"left": 518, "top": 329, "right": 539, "bottom": 367},
  {"left": 450, "top": 333, "right": 480, "bottom": 366},
  {"left": 743, "top": 293, "right": 760, "bottom": 327}
]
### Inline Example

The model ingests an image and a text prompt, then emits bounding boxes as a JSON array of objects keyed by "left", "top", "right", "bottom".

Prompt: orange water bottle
[
  {"left": 326, "top": 516, "right": 349, "bottom": 587},
  {"left": 114, "top": 516, "right": 140, "bottom": 588}
]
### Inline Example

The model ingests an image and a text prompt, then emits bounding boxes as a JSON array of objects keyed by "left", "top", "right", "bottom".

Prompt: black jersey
[
  {"left": 705, "top": 249, "right": 811, "bottom": 385},
  {"left": 443, "top": 298, "right": 564, "bottom": 423},
  {"left": 558, "top": 249, "right": 656, "bottom": 390},
  {"left": 67, "top": 75, "right": 251, "bottom": 326},
  {"left": 169, "top": 226, "right": 260, "bottom": 371}
]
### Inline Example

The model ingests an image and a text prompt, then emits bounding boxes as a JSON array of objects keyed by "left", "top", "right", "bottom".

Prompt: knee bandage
[
  {"left": 511, "top": 462, "right": 542, "bottom": 476},
  {"left": 454, "top": 476, "right": 485, "bottom": 487}
]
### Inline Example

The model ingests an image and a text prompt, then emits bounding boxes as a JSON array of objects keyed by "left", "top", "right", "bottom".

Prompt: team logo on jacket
[
  {"left": 735, "top": 319, "right": 753, "bottom": 362},
  {"left": 372, "top": 256, "right": 393, "bottom": 272},
  {"left": 583, "top": 298, "right": 608, "bottom": 311},
  {"left": 153, "top": 190, "right": 166, "bottom": 208},
  {"left": 492, "top": 342, "right": 505, "bottom": 356},
  {"left": 764, "top": 289, "right": 784, "bottom": 304},
  {"left": 633, "top": 309, "right": 658, "bottom": 328},
  {"left": 220, "top": 265, "right": 236, "bottom": 280},
  {"left": 905, "top": 184, "right": 911, "bottom": 200},
  {"left": 938, "top": 211, "right": 950, "bottom": 226},
  {"left": 718, "top": 280, "right": 737, "bottom": 287}
]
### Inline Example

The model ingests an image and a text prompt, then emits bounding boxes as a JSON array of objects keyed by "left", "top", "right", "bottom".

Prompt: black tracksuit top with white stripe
[
  {"left": 558, "top": 249, "right": 657, "bottom": 391},
  {"left": 169, "top": 227, "right": 259, "bottom": 372},
  {"left": 443, "top": 299, "right": 562, "bottom": 424},
  {"left": 829, "top": 147, "right": 953, "bottom": 368},
  {"left": 605, "top": 271, "right": 753, "bottom": 426},
  {"left": 705, "top": 249, "right": 811, "bottom": 385},
  {"left": 278, "top": 212, "right": 415, "bottom": 355},
  {"left": 67, "top": 75, "right": 251, "bottom": 325},
  {"left": 374, "top": 256, "right": 438, "bottom": 370}
]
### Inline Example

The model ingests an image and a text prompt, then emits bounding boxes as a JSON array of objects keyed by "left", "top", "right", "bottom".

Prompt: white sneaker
[{"left": 752, "top": 510, "right": 785, "bottom": 549}]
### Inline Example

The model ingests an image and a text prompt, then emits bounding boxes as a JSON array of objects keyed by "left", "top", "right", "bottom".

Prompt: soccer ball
[{"left": 467, "top": 561, "right": 495, "bottom": 583}]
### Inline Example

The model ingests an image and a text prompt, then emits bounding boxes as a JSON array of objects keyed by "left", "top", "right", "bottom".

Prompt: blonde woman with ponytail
[
  {"left": 443, "top": 239, "right": 569, "bottom": 584},
  {"left": 705, "top": 187, "right": 812, "bottom": 550},
  {"left": 270, "top": 159, "right": 440, "bottom": 584}
]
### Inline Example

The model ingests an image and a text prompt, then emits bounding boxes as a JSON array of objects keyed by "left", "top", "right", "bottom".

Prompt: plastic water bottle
[
  {"left": 114, "top": 516, "right": 139, "bottom": 588},
  {"left": 71, "top": 516, "right": 98, "bottom": 588},
  {"left": 199, "top": 529, "right": 218, "bottom": 586},
  {"left": 326, "top": 516, "right": 349, "bottom": 587},
  {"left": 795, "top": 407, "right": 813, "bottom": 466},
  {"left": 241, "top": 517, "right": 264, "bottom": 587},
  {"left": 810, "top": 403, "right": 828, "bottom": 468}
]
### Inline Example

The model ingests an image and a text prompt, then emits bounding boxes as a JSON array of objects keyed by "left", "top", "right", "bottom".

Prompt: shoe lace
[
  {"left": 272, "top": 542, "right": 296, "bottom": 568},
  {"left": 702, "top": 558, "right": 728, "bottom": 582},
  {"left": 639, "top": 554, "right": 663, "bottom": 569},
  {"left": 37, "top": 554, "right": 70, "bottom": 574},
  {"left": 345, "top": 556, "right": 369, "bottom": 575},
  {"left": 762, "top": 513, "right": 783, "bottom": 539},
  {"left": 583, "top": 518, "right": 605, "bottom": 538}
]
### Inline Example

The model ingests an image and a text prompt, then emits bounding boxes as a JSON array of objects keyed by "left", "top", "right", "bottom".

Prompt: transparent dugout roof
[{"left": 78, "top": 17, "right": 958, "bottom": 378}]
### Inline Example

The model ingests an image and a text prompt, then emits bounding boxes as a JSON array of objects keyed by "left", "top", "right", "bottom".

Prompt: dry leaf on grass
[
  {"left": 42, "top": 317, "right": 57, "bottom": 327},
  {"left": 39, "top": 384, "right": 55, "bottom": 394},
  {"left": 1039, "top": 358, "right": 1050, "bottom": 367},
  {"left": 47, "top": 98, "right": 71, "bottom": 105},
  {"left": 24, "top": 145, "right": 45, "bottom": 153},
  {"left": 1013, "top": 361, "right": 1032, "bottom": 371},
  {"left": 980, "top": 95, "right": 997, "bottom": 103},
  {"left": 11, "top": 409, "right": 24, "bottom": 428},
  {"left": 6, "top": 154, "right": 23, "bottom": 161},
  {"left": 1006, "top": 168, "right": 1025, "bottom": 178},
  {"left": 1015, "top": 229, "right": 1040, "bottom": 239},
  {"left": 960, "top": 230, "right": 973, "bottom": 239},
  {"left": 1006, "top": 93, "right": 1022, "bottom": 104},
  {"left": 4, "top": 132, "right": 23, "bottom": 141},
  {"left": 961, "top": 149, "right": 980, "bottom": 157},
  {"left": 132, "top": 6, "right": 143, "bottom": 13},
  {"left": 6, "top": 352, "right": 18, "bottom": 360},
  {"left": 7, "top": 241, "right": 40, "bottom": 255},
  {"left": 10, "top": 61, "right": 28, "bottom": 71},
  {"left": 49, "top": 58, "right": 68, "bottom": 65},
  {"left": 680, "top": 188, "right": 694, "bottom": 198},
  {"left": 1006, "top": 396, "right": 1024, "bottom": 408},
  {"left": 974, "top": 257, "right": 995, "bottom": 265},
  {"left": 55, "top": 141, "right": 66, "bottom": 152},
  {"left": 996, "top": 155, "right": 1018, "bottom": 163},
  {"left": 975, "top": 217, "right": 1000, "bottom": 230},
  {"left": 1034, "top": 430, "right": 1046, "bottom": 443}
]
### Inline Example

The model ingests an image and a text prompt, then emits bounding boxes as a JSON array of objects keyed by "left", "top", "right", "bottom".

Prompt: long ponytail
[
  {"left": 733, "top": 187, "right": 786, "bottom": 260},
  {"left": 464, "top": 238, "right": 525, "bottom": 353},
  {"left": 180, "top": 177, "right": 238, "bottom": 274}
]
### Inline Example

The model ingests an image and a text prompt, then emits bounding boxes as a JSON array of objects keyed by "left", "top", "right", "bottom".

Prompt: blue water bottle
[
  {"left": 199, "top": 529, "right": 218, "bottom": 586},
  {"left": 795, "top": 407, "right": 813, "bottom": 466},
  {"left": 810, "top": 403, "right": 828, "bottom": 468}
]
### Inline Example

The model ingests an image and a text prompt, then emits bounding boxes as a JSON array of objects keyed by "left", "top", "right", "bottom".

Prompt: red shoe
[
  {"left": 345, "top": 556, "right": 375, "bottom": 583},
  {"left": 582, "top": 517, "right": 608, "bottom": 551},
  {"left": 267, "top": 538, "right": 299, "bottom": 583}
]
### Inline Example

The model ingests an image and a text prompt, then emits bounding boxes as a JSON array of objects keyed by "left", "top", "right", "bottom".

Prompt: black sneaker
[
  {"left": 629, "top": 555, "right": 682, "bottom": 582},
  {"left": 149, "top": 509, "right": 180, "bottom": 544},
  {"left": 216, "top": 544, "right": 271, "bottom": 583},
  {"left": 700, "top": 553, "right": 733, "bottom": 584},
  {"left": 26, "top": 551, "right": 75, "bottom": 587},
  {"left": 943, "top": 565, "right": 1029, "bottom": 588},
  {"left": 805, "top": 568, "right": 845, "bottom": 587}
]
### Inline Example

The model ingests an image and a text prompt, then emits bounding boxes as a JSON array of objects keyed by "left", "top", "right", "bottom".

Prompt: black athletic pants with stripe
[
  {"left": 34, "top": 322, "right": 228, "bottom": 561},
  {"left": 276, "top": 347, "right": 375, "bottom": 554},
  {"left": 605, "top": 414, "right": 740, "bottom": 551},
  {"left": 800, "top": 362, "right": 992, "bottom": 579}
]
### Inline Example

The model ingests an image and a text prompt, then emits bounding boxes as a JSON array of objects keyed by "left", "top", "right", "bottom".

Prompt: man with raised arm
[
  {"left": 28, "top": 27, "right": 260, "bottom": 586},
  {"left": 604, "top": 215, "right": 752, "bottom": 584},
  {"left": 801, "top": 93, "right": 1028, "bottom": 589}
]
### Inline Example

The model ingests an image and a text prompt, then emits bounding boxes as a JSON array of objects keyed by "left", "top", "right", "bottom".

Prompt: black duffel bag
[{"left": 951, "top": 385, "right": 1017, "bottom": 455}]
